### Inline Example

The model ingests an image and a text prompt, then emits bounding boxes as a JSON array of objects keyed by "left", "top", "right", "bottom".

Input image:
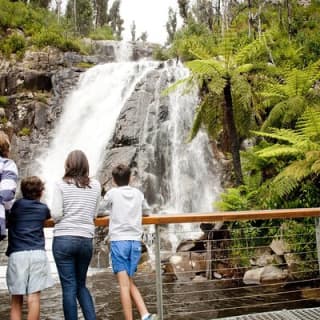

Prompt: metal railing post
[
  {"left": 155, "top": 224, "right": 163, "bottom": 320},
  {"left": 315, "top": 218, "right": 320, "bottom": 274}
]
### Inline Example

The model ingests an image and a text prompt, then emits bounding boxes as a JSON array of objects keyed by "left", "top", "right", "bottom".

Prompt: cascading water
[
  {"left": 37, "top": 61, "right": 157, "bottom": 203},
  {"left": 135, "top": 63, "right": 222, "bottom": 251}
]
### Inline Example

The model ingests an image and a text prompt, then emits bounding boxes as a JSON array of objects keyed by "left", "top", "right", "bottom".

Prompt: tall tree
[
  {"left": 95, "top": 0, "right": 108, "bottom": 28},
  {"left": 166, "top": 7, "right": 177, "bottom": 44},
  {"left": 66, "top": 0, "right": 93, "bottom": 35},
  {"left": 178, "top": 0, "right": 190, "bottom": 24},
  {"left": 109, "top": 0, "right": 124, "bottom": 39},
  {"left": 171, "top": 34, "right": 274, "bottom": 185},
  {"left": 139, "top": 31, "right": 148, "bottom": 43},
  {"left": 30, "top": 0, "right": 50, "bottom": 8},
  {"left": 192, "top": 0, "right": 214, "bottom": 31},
  {"left": 130, "top": 20, "right": 136, "bottom": 42}
]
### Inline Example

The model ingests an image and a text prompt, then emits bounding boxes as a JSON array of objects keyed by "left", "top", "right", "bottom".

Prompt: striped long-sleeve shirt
[
  {"left": 0, "top": 157, "right": 18, "bottom": 240},
  {"left": 51, "top": 179, "right": 101, "bottom": 238}
]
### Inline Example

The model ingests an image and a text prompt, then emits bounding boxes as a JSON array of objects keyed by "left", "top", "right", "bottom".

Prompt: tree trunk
[{"left": 223, "top": 79, "right": 243, "bottom": 185}]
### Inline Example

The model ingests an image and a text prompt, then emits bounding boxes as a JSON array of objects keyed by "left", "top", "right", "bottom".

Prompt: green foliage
[
  {"left": 89, "top": 26, "right": 114, "bottom": 40},
  {"left": 260, "top": 60, "right": 320, "bottom": 130},
  {"left": 76, "top": 61, "right": 94, "bottom": 69},
  {"left": 18, "top": 127, "right": 31, "bottom": 136},
  {"left": 0, "top": 0, "right": 81, "bottom": 55},
  {"left": 66, "top": 0, "right": 93, "bottom": 36},
  {"left": 253, "top": 109, "right": 320, "bottom": 199},
  {"left": 0, "top": 33, "right": 26, "bottom": 57},
  {"left": 277, "top": 219, "right": 317, "bottom": 274},
  {"left": 215, "top": 185, "right": 257, "bottom": 212},
  {"left": 108, "top": 0, "right": 123, "bottom": 40},
  {"left": 171, "top": 21, "right": 217, "bottom": 61},
  {"left": 152, "top": 45, "right": 171, "bottom": 61},
  {"left": 31, "top": 28, "right": 80, "bottom": 52},
  {"left": 0, "top": 96, "right": 8, "bottom": 107}
]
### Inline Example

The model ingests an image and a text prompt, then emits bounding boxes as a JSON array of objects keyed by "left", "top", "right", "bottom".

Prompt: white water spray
[{"left": 37, "top": 61, "right": 157, "bottom": 203}]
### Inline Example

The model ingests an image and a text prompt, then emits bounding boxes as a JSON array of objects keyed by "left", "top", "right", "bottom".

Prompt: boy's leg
[
  {"left": 117, "top": 271, "right": 133, "bottom": 320},
  {"left": 10, "top": 295, "right": 23, "bottom": 320},
  {"left": 27, "top": 292, "right": 40, "bottom": 320},
  {"left": 129, "top": 278, "right": 149, "bottom": 318}
]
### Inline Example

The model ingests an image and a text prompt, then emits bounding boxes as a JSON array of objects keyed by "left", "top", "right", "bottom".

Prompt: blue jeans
[{"left": 53, "top": 236, "right": 96, "bottom": 320}]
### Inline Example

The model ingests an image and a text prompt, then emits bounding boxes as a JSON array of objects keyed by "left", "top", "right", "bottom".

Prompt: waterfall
[
  {"left": 34, "top": 48, "right": 222, "bottom": 256},
  {"left": 166, "top": 66, "right": 222, "bottom": 213},
  {"left": 135, "top": 63, "right": 222, "bottom": 250},
  {"left": 37, "top": 61, "right": 157, "bottom": 203}
]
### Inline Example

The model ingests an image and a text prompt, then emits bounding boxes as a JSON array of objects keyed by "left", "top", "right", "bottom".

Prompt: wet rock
[
  {"left": 261, "top": 265, "right": 288, "bottom": 283},
  {"left": 243, "top": 267, "right": 264, "bottom": 285},
  {"left": 34, "top": 102, "right": 48, "bottom": 130},
  {"left": 168, "top": 251, "right": 207, "bottom": 281},
  {"left": 23, "top": 71, "right": 52, "bottom": 91},
  {"left": 243, "top": 265, "right": 288, "bottom": 285},
  {"left": 284, "top": 253, "right": 302, "bottom": 274},
  {"left": 270, "top": 239, "right": 290, "bottom": 255}
]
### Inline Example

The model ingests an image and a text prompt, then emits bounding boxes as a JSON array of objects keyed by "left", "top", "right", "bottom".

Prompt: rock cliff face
[
  {"left": 98, "top": 63, "right": 173, "bottom": 205},
  {"left": 0, "top": 41, "right": 155, "bottom": 180}
]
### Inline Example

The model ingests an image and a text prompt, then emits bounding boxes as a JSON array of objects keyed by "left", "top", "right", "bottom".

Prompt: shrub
[
  {"left": 0, "top": 96, "right": 8, "bottom": 106},
  {"left": 1, "top": 33, "right": 26, "bottom": 57},
  {"left": 89, "top": 26, "right": 114, "bottom": 40},
  {"left": 76, "top": 62, "right": 94, "bottom": 68},
  {"left": 152, "top": 45, "right": 171, "bottom": 61},
  {"left": 18, "top": 127, "right": 31, "bottom": 136},
  {"left": 0, "top": 0, "right": 82, "bottom": 54}
]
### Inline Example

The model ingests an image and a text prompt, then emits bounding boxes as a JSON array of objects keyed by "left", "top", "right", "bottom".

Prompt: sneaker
[{"left": 146, "top": 315, "right": 158, "bottom": 320}]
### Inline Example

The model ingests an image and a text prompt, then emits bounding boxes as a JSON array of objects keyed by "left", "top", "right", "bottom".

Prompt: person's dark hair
[
  {"left": 21, "top": 176, "right": 45, "bottom": 200},
  {"left": 112, "top": 164, "right": 131, "bottom": 186},
  {"left": 0, "top": 131, "right": 10, "bottom": 158},
  {"left": 63, "top": 150, "right": 90, "bottom": 188}
]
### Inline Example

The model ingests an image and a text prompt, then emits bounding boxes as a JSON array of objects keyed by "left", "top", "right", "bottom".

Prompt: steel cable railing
[{"left": 1, "top": 209, "right": 320, "bottom": 319}]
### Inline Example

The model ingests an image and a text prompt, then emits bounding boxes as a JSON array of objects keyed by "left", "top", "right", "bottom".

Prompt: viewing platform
[
  {"left": 1, "top": 207, "right": 320, "bottom": 319},
  {"left": 218, "top": 306, "right": 320, "bottom": 319}
]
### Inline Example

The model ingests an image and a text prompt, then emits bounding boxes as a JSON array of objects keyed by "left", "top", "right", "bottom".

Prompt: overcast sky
[{"left": 119, "top": 0, "right": 179, "bottom": 44}]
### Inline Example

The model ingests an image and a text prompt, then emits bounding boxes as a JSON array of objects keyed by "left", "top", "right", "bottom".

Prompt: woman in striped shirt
[{"left": 51, "top": 150, "right": 101, "bottom": 320}]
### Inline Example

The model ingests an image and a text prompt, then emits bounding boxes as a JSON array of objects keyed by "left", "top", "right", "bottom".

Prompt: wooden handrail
[{"left": 44, "top": 207, "right": 320, "bottom": 227}]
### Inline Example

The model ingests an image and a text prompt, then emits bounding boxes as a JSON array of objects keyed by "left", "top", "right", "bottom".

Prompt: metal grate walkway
[{"left": 217, "top": 307, "right": 320, "bottom": 320}]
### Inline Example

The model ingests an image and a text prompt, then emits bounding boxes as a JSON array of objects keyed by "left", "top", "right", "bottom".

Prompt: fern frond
[
  {"left": 306, "top": 59, "right": 320, "bottom": 84},
  {"left": 261, "top": 100, "right": 290, "bottom": 130},
  {"left": 186, "top": 59, "right": 225, "bottom": 76},
  {"left": 311, "top": 160, "right": 320, "bottom": 174},
  {"left": 161, "top": 77, "right": 192, "bottom": 96},
  {"left": 272, "top": 160, "right": 311, "bottom": 197},
  {"left": 256, "top": 144, "right": 302, "bottom": 158},
  {"left": 188, "top": 103, "right": 203, "bottom": 141},
  {"left": 207, "top": 77, "right": 226, "bottom": 95},
  {"left": 235, "top": 63, "right": 254, "bottom": 74},
  {"left": 235, "top": 36, "right": 268, "bottom": 64},
  {"left": 284, "top": 69, "right": 310, "bottom": 97},
  {"left": 252, "top": 128, "right": 302, "bottom": 144},
  {"left": 188, "top": 46, "right": 213, "bottom": 60},
  {"left": 271, "top": 175, "right": 300, "bottom": 198},
  {"left": 296, "top": 109, "right": 320, "bottom": 139},
  {"left": 281, "top": 96, "right": 306, "bottom": 126}
]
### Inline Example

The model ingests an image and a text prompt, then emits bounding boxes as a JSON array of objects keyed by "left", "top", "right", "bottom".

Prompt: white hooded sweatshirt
[{"left": 103, "top": 186, "right": 150, "bottom": 241}]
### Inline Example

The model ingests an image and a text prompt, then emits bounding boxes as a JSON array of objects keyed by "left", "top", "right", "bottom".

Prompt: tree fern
[
  {"left": 186, "top": 59, "right": 225, "bottom": 76},
  {"left": 261, "top": 61, "right": 320, "bottom": 130},
  {"left": 254, "top": 109, "right": 320, "bottom": 199}
]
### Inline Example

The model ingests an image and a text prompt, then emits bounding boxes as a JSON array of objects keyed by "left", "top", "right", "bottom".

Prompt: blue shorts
[{"left": 110, "top": 240, "right": 141, "bottom": 277}]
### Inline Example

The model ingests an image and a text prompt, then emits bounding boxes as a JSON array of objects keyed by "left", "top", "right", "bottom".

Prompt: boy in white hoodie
[{"left": 103, "top": 164, "right": 157, "bottom": 320}]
